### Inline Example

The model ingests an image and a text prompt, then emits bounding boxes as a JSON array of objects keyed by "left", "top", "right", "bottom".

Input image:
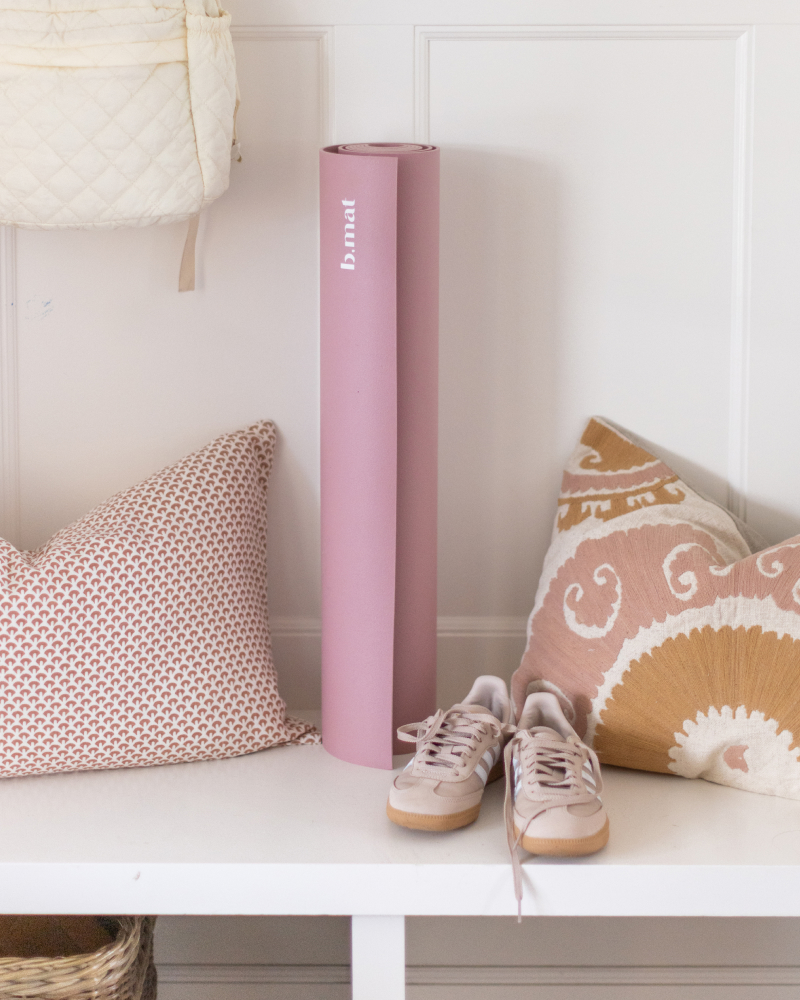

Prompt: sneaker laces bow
[{"left": 397, "top": 708, "right": 509, "bottom": 779}]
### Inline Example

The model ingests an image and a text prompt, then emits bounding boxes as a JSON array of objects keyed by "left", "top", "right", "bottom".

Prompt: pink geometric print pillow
[
  {"left": 512, "top": 417, "right": 800, "bottom": 800},
  {"left": 0, "top": 422, "right": 318, "bottom": 778}
]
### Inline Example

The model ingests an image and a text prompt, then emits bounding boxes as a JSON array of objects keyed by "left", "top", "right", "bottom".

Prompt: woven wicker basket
[{"left": 0, "top": 917, "right": 156, "bottom": 1000}]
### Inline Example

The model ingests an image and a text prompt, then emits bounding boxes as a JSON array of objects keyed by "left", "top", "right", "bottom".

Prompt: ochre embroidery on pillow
[
  {"left": 577, "top": 417, "right": 660, "bottom": 472},
  {"left": 557, "top": 418, "right": 685, "bottom": 532}
]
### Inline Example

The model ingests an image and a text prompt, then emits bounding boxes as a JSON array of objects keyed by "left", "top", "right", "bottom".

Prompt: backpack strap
[
  {"left": 179, "top": 215, "right": 200, "bottom": 292},
  {"left": 178, "top": 0, "right": 236, "bottom": 289}
]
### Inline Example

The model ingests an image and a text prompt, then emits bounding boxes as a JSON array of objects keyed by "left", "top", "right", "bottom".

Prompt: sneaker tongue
[
  {"left": 528, "top": 725, "right": 563, "bottom": 740},
  {"left": 454, "top": 703, "right": 495, "bottom": 717}
]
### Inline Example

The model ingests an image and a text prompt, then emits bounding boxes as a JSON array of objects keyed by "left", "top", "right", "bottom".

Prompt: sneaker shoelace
[
  {"left": 503, "top": 729, "right": 603, "bottom": 920},
  {"left": 397, "top": 708, "right": 508, "bottom": 779}
]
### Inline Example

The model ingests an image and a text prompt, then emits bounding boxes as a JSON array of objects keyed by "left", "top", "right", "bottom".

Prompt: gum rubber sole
[
  {"left": 386, "top": 747, "right": 506, "bottom": 832},
  {"left": 386, "top": 801, "right": 481, "bottom": 831},
  {"left": 516, "top": 817, "right": 610, "bottom": 857}
]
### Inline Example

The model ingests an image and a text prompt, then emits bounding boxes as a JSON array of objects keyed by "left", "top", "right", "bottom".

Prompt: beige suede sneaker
[
  {"left": 505, "top": 691, "right": 608, "bottom": 913},
  {"left": 386, "top": 675, "right": 514, "bottom": 832}
]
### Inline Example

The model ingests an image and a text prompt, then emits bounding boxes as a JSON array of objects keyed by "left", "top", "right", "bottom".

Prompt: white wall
[{"left": 3, "top": 0, "right": 800, "bottom": 990}]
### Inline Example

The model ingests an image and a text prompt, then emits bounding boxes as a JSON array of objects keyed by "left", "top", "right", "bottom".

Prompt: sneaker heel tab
[{"left": 524, "top": 680, "right": 577, "bottom": 725}]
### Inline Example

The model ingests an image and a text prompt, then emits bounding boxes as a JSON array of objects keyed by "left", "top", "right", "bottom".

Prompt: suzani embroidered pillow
[
  {"left": 0, "top": 421, "right": 318, "bottom": 778},
  {"left": 511, "top": 416, "right": 800, "bottom": 800}
]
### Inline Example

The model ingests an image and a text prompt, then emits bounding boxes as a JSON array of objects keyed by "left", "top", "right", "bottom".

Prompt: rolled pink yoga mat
[{"left": 320, "top": 142, "right": 439, "bottom": 769}]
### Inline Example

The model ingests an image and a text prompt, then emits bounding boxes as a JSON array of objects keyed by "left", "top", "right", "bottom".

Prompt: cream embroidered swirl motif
[
  {"left": 563, "top": 563, "right": 622, "bottom": 639},
  {"left": 756, "top": 544, "right": 800, "bottom": 605},
  {"left": 662, "top": 542, "right": 729, "bottom": 601}
]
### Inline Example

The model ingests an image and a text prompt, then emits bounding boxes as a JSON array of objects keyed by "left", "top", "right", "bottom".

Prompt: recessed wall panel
[
  {"left": 14, "top": 36, "right": 325, "bottom": 642},
  {"left": 747, "top": 25, "right": 800, "bottom": 545},
  {"left": 429, "top": 35, "right": 739, "bottom": 616}
]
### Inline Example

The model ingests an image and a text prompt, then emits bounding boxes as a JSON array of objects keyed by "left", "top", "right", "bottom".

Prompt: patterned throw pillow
[
  {"left": 0, "top": 422, "right": 318, "bottom": 778},
  {"left": 512, "top": 416, "right": 800, "bottom": 800}
]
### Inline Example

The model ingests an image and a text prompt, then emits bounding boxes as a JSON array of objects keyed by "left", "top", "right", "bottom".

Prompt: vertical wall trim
[
  {"left": 320, "top": 27, "right": 335, "bottom": 145},
  {"left": 414, "top": 29, "right": 432, "bottom": 143},
  {"left": 0, "top": 226, "right": 20, "bottom": 547},
  {"left": 728, "top": 27, "right": 755, "bottom": 521}
]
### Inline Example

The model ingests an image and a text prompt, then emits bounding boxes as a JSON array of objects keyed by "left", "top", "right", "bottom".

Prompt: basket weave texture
[{"left": 0, "top": 917, "right": 156, "bottom": 1000}]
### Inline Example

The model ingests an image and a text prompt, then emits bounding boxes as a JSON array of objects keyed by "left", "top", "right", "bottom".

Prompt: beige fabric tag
[{"left": 179, "top": 214, "right": 200, "bottom": 292}]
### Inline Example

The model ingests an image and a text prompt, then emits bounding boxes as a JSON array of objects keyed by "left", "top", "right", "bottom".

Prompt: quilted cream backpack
[{"left": 0, "top": 0, "right": 239, "bottom": 290}]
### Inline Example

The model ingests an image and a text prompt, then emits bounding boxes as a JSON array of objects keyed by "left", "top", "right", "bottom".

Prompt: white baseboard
[
  {"left": 158, "top": 964, "right": 348, "bottom": 985},
  {"left": 270, "top": 616, "right": 528, "bottom": 639},
  {"left": 157, "top": 962, "right": 800, "bottom": 987},
  {"left": 270, "top": 614, "right": 528, "bottom": 709}
]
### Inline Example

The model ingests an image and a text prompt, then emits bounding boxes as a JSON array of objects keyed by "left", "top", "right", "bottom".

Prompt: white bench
[{"left": 2, "top": 736, "right": 799, "bottom": 999}]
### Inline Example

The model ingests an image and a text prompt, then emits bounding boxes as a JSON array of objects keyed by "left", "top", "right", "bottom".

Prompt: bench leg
[{"left": 351, "top": 915, "right": 405, "bottom": 1000}]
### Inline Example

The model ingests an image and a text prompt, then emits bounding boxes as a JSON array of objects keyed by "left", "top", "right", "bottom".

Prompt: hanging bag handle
[{"left": 178, "top": 0, "right": 240, "bottom": 291}]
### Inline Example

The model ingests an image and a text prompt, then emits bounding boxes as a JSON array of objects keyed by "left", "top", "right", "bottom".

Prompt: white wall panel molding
[
  {"left": 271, "top": 617, "right": 527, "bottom": 709},
  {"left": 415, "top": 25, "right": 749, "bottom": 144},
  {"left": 158, "top": 963, "right": 348, "bottom": 986},
  {"left": 158, "top": 961, "right": 800, "bottom": 991},
  {"left": 0, "top": 227, "right": 19, "bottom": 547},
  {"left": 231, "top": 26, "right": 335, "bottom": 145},
  {"left": 271, "top": 616, "right": 322, "bottom": 638},
  {"left": 728, "top": 27, "right": 755, "bottom": 521},
  {"left": 436, "top": 616, "right": 527, "bottom": 638},
  {"left": 417, "top": 24, "right": 756, "bottom": 528},
  {"left": 231, "top": 2, "right": 800, "bottom": 28},
  {"left": 271, "top": 616, "right": 527, "bottom": 639}
]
